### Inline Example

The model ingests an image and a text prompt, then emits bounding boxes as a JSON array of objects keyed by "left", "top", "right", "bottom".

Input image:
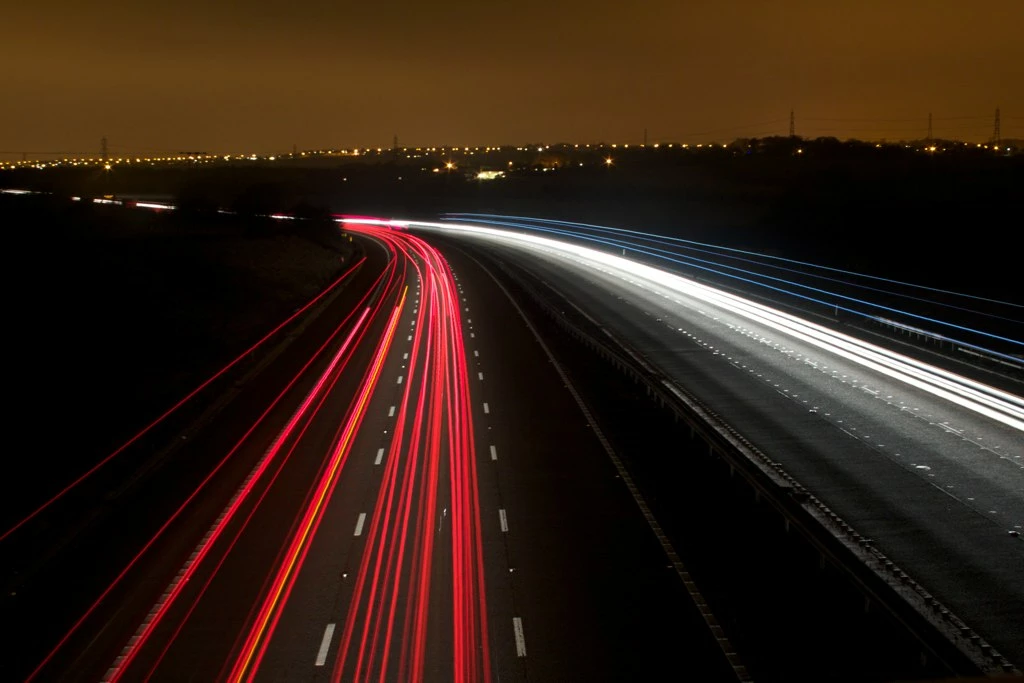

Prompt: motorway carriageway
[
  {"left": 3, "top": 223, "right": 735, "bottom": 681},
  {"left": 407, "top": 218, "right": 1024, "bottom": 672}
]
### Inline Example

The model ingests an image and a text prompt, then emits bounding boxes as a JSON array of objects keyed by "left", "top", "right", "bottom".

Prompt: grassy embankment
[{"left": 4, "top": 194, "right": 356, "bottom": 509}]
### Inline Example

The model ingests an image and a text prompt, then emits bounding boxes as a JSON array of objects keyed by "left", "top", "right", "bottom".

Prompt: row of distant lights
[
  {"left": 0, "top": 143, "right": 728, "bottom": 170},
  {"left": 921, "top": 143, "right": 1006, "bottom": 153},
  {"left": 2, "top": 140, "right": 1011, "bottom": 171},
  {"left": 0, "top": 189, "right": 293, "bottom": 219}
]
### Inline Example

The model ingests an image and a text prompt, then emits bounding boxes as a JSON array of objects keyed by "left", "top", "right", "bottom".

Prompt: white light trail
[{"left": 398, "top": 219, "right": 1024, "bottom": 433}]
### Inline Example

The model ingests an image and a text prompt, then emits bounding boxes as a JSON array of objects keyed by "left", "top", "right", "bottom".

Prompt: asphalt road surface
[
  {"left": 4, "top": 224, "right": 736, "bottom": 682},
  {"left": 414, "top": 221, "right": 1024, "bottom": 670}
]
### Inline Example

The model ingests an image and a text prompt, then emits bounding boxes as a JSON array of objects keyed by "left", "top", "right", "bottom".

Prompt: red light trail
[
  {"left": 217, "top": 223, "right": 493, "bottom": 682},
  {"left": 327, "top": 226, "right": 491, "bottom": 683},
  {"left": 0, "top": 257, "right": 367, "bottom": 545},
  {"left": 23, "top": 222, "right": 495, "bottom": 682}
]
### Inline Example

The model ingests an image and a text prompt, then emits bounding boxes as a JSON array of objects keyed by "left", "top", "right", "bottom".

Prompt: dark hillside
[
  {"left": 8, "top": 140, "right": 1018, "bottom": 300},
  {"left": 4, "top": 194, "right": 356, "bottom": 510}
]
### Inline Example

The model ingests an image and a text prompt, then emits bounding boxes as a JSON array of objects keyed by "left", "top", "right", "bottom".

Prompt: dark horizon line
[{"left": 2, "top": 134, "right": 1021, "bottom": 165}]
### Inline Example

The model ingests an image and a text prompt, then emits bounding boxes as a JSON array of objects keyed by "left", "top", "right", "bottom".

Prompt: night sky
[{"left": 3, "top": 0, "right": 1022, "bottom": 157}]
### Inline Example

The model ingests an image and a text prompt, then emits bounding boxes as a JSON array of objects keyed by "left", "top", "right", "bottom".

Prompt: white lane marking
[
  {"left": 388, "top": 405, "right": 396, "bottom": 417},
  {"left": 474, "top": 350, "right": 479, "bottom": 357},
  {"left": 471, "top": 254, "right": 753, "bottom": 681},
  {"left": 499, "top": 509, "right": 508, "bottom": 532},
  {"left": 397, "top": 375, "right": 403, "bottom": 385},
  {"left": 470, "top": 332, "right": 475, "bottom": 338},
  {"left": 407, "top": 335, "right": 412, "bottom": 341},
  {"left": 354, "top": 513, "right": 367, "bottom": 537},
  {"left": 483, "top": 402, "right": 490, "bottom": 414},
  {"left": 403, "top": 352, "right": 409, "bottom": 360},
  {"left": 513, "top": 617, "right": 527, "bottom": 657},
  {"left": 375, "top": 448, "right": 385, "bottom": 465},
  {"left": 489, "top": 445, "right": 497, "bottom": 461},
  {"left": 315, "top": 623, "right": 336, "bottom": 666},
  {"left": 478, "top": 372, "right": 484, "bottom": 381}
]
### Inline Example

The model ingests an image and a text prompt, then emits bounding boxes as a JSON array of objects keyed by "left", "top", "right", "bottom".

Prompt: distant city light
[{"left": 1, "top": 136, "right": 1017, "bottom": 171}]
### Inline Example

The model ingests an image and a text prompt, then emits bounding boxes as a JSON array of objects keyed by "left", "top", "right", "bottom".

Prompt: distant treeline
[
  {"left": 3, "top": 190, "right": 357, "bottom": 485},
  {"left": 5, "top": 136, "right": 1022, "bottom": 300}
]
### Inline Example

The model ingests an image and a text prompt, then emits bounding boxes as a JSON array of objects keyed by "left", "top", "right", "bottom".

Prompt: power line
[
  {"left": 0, "top": 151, "right": 99, "bottom": 154},
  {"left": 676, "top": 118, "right": 787, "bottom": 139},
  {"left": 803, "top": 115, "right": 988, "bottom": 122},
  {"left": 800, "top": 122, "right": 992, "bottom": 131},
  {"left": 804, "top": 117, "right": 921, "bottom": 122}
]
